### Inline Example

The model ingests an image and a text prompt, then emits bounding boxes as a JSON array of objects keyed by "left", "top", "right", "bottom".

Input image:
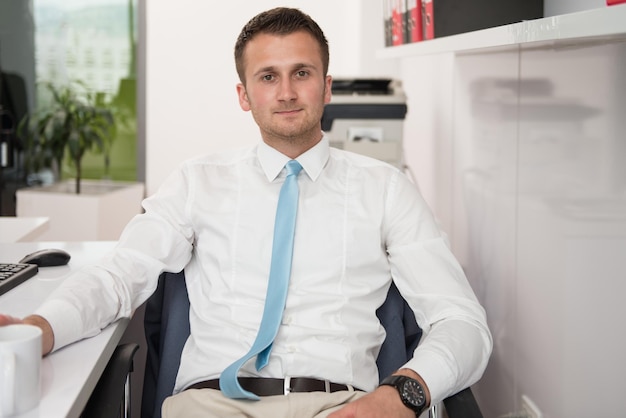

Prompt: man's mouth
[{"left": 275, "top": 108, "right": 301, "bottom": 115}]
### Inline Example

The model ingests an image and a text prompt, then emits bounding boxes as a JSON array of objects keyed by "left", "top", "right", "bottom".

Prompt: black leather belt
[{"left": 187, "top": 377, "right": 362, "bottom": 396}]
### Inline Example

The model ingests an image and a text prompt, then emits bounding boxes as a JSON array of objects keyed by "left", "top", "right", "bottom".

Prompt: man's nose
[{"left": 278, "top": 78, "right": 297, "bottom": 101}]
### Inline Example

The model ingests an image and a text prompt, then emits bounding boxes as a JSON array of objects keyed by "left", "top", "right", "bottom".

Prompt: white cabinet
[{"left": 382, "top": 5, "right": 626, "bottom": 417}]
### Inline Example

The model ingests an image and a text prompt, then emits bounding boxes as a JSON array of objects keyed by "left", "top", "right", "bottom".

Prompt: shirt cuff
[
  {"left": 34, "top": 299, "right": 85, "bottom": 352},
  {"left": 404, "top": 348, "right": 455, "bottom": 406}
]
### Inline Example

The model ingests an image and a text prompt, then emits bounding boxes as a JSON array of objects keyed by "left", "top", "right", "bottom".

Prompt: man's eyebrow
[
  {"left": 253, "top": 63, "right": 317, "bottom": 77},
  {"left": 254, "top": 66, "right": 277, "bottom": 76},
  {"left": 292, "top": 62, "right": 317, "bottom": 71},
  {"left": 292, "top": 63, "right": 316, "bottom": 72}
]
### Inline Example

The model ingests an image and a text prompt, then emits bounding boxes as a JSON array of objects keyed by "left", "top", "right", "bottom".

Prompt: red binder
[
  {"left": 392, "top": 0, "right": 404, "bottom": 45},
  {"left": 422, "top": 0, "right": 434, "bottom": 40},
  {"left": 406, "top": 0, "right": 423, "bottom": 43}
]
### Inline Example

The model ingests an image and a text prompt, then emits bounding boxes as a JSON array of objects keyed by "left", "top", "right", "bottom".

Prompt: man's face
[{"left": 237, "top": 31, "right": 332, "bottom": 150}]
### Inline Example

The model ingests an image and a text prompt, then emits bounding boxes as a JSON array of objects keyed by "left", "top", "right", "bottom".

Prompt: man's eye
[
  {"left": 262, "top": 74, "right": 274, "bottom": 81},
  {"left": 296, "top": 71, "right": 308, "bottom": 78}
]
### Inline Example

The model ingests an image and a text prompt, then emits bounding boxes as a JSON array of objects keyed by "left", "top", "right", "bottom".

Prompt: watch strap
[{"left": 380, "top": 375, "right": 427, "bottom": 416}]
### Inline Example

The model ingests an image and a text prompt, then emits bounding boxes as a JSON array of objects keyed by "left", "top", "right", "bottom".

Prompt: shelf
[{"left": 377, "top": 4, "right": 626, "bottom": 59}]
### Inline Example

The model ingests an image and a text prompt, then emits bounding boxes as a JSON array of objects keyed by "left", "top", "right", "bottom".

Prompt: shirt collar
[{"left": 257, "top": 134, "right": 330, "bottom": 182}]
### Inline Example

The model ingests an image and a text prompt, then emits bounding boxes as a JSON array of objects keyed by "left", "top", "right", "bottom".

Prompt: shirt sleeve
[
  {"left": 34, "top": 164, "right": 196, "bottom": 352},
  {"left": 384, "top": 171, "right": 493, "bottom": 405}
]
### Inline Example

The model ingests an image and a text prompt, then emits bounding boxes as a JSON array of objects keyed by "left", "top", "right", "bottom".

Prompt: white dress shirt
[{"left": 35, "top": 136, "right": 491, "bottom": 404}]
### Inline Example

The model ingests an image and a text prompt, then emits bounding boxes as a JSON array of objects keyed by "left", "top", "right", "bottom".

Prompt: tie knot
[{"left": 285, "top": 160, "right": 303, "bottom": 177}]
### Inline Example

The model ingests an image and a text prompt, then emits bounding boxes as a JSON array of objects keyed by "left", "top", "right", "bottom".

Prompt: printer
[{"left": 321, "top": 78, "right": 407, "bottom": 168}]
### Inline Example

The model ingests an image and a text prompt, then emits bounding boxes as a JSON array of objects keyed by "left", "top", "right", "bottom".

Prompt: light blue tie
[{"left": 219, "top": 160, "right": 303, "bottom": 400}]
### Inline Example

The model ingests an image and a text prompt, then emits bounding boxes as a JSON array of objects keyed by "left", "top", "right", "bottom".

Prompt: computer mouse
[{"left": 19, "top": 248, "right": 71, "bottom": 267}]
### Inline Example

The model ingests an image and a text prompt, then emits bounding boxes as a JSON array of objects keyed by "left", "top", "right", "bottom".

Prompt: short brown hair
[{"left": 234, "top": 7, "right": 329, "bottom": 83}]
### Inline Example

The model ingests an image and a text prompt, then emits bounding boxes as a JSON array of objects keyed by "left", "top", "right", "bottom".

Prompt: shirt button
[
  {"left": 287, "top": 345, "right": 297, "bottom": 353},
  {"left": 283, "top": 315, "right": 293, "bottom": 324}
]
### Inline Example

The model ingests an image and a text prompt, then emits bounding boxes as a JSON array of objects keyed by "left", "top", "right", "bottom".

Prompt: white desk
[
  {"left": 0, "top": 241, "right": 128, "bottom": 418},
  {"left": 0, "top": 217, "right": 50, "bottom": 243}
]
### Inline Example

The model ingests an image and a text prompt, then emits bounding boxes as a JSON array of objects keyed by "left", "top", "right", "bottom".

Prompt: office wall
[{"left": 144, "top": 0, "right": 399, "bottom": 195}]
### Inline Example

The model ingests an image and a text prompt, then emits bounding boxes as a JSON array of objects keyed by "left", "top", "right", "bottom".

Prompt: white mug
[{"left": 0, "top": 324, "right": 42, "bottom": 417}]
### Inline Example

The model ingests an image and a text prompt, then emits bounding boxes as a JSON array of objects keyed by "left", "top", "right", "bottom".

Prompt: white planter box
[{"left": 16, "top": 180, "right": 145, "bottom": 241}]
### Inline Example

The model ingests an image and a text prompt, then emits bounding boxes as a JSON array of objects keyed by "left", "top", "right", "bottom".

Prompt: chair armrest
[
  {"left": 442, "top": 387, "right": 483, "bottom": 418},
  {"left": 81, "top": 343, "right": 140, "bottom": 418}
]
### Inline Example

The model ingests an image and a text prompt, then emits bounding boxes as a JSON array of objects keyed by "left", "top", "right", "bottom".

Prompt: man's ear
[
  {"left": 237, "top": 83, "right": 251, "bottom": 111},
  {"left": 324, "top": 75, "right": 332, "bottom": 105}
]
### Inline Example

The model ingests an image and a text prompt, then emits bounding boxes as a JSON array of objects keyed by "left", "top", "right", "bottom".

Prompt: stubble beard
[{"left": 257, "top": 108, "right": 323, "bottom": 149}]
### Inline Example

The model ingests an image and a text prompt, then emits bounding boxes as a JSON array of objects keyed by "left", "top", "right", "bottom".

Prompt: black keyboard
[{"left": 0, "top": 263, "right": 39, "bottom": 296}]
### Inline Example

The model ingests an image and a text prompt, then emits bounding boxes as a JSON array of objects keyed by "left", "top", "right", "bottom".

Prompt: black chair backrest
[{"left": 142, "top": 272, "right": 190, "bottom": 418}]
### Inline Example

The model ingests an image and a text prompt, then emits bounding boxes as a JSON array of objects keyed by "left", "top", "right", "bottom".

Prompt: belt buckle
[
  {"left": 324, "top": 379, "right": 331, "bottom": 393},
  {"left": 283, "top": 376, "right": 292, "bottom": 395},
  {"left": 283, "top": 377, "right": 343, "bottom": 395}
]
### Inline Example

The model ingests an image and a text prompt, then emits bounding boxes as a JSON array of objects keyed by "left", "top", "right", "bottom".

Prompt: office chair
[
  {"left": 141, "top": 272, "right": 483, "bottom": 418},
  {"left": 82, "top": 342, "right": 140, "bottom": 418}
]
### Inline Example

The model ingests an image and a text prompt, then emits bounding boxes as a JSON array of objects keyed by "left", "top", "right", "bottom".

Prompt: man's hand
[
  {"left": 0, "top": 314, "right": 54, "bottom": 356},
  {"left": 328, "top": 368, "right": 430, "bottom": 418},
  {"left": 327, "top": 386, "right": 415, "bottom": 418}
]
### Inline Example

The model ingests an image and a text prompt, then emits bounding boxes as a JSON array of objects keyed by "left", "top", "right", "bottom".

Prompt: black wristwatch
[{"left": 379, "top": 375, "right": 427, "bottom": 416}]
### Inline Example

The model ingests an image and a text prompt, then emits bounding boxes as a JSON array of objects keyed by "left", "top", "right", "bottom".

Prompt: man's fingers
[{"left": 0, "top": 314, "right": 24, "bottom": 326}]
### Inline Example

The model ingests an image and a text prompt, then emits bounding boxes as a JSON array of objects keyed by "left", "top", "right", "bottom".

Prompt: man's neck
[{"left": 262, "top": 131, "right": 323, "bottom": 159}]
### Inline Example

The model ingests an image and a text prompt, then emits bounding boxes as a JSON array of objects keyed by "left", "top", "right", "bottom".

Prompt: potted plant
[
  {"left": 15, "top": 82, "right": 145, "bottom": 241},
  {"left": 19, "top": 82, "right": 115, "bottom": 194}
]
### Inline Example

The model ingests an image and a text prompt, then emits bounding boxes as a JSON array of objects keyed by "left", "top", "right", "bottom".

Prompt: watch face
[{"left": 402, "top": 379, "right": 426, "bottom": 408}]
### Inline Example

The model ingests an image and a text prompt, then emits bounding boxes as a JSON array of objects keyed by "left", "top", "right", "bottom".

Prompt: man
[{"left": 0, "top": 7, "right": 491, "bottom": 418}]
